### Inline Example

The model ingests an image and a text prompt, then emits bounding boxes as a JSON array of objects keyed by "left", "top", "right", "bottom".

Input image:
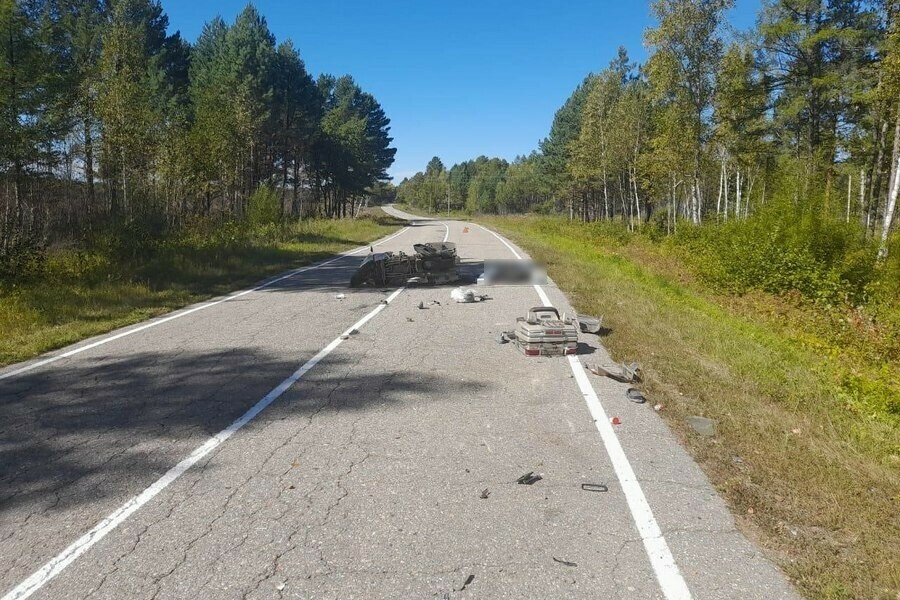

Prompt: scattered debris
[
  {"left": 335, "top": 293, "right": 346, "bottom": 300},
  {"left": 552, "top": 557, "right": 578, "bottom": 567},
  {"left": 339, "top": 333, "right": 350, "bottom": 340},
  {"left": 463, "top": 227, "right": 469, "bottom": 233},
  {"left": 516, "top": 471, "right": 542, "bottom": 485},
  {"left": 276, "top": 582, "right": 286, "bottom": 591},
  {"left": 576, "top": 314, "right": 603, "bottom": 334},
  {"left": 626, "top": 387, "right": 647, "bottom": 404},
  {"left": 586, "top": 362, "right": 641, "bottom": 383},
  {"left": 418, "top": 301, "right": 426, "bottom": 309},
  {"left": 450, "top": 287, "right": 489, "bottom": 303},
  {"left": 380, "top": 299, "right": 389, "bottom": 305},
  {"left": 610, "top": 416, "right": 621, "bottom": 426},
  {"left": 458, "top": 574, "right": 475, "bottom": 591},
  {"left": 653, "top": 403, "right": 664, "bottom": 412},
  {"left": 581, "top": 483, "right": 609, "bottom": 493},
  {"left": 686, "top": 416, "right": 717, "bottom": 437},
  {"left": 348, "top": 328, "right": 359, "bottom": 335},
  {"left": 495, "top": 333, "right": 510, "bottom": 344},
  {"left": 747, "top": 507, "right": 755, "bottom": 515},
  {"left": 431, "top": 300, "right": 441, "bottom": 306},
  {"left": 406, "top": 317, "right": 414, "bottom": 322},
  {"left": 791, "top": 428, "right": 802, "bottom": 435},
  {"left": 480, "top": 488, "right": 490, "bottom": 499}
]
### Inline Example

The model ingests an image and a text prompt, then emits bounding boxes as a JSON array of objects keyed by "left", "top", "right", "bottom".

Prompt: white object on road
[
  {"left": 450, "top": 287, "right": 476, "bottom": 303},
  {"left": 335, "top": 293, "right": 346, "bottom": 300}
]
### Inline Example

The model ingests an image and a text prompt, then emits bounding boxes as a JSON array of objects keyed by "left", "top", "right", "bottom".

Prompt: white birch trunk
[
  {"left": 879, "top": 151, "right": 900, "bottom": 259},
  {"left": 880, "top": 108, "right": 900, "bottom": 259}
]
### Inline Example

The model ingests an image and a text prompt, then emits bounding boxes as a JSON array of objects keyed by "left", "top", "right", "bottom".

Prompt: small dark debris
[
  {"left": 406, "top": 317, "right": 414, "bottom": 322},
  {"left": 626, "top": 387, "right": 646, "bottom": 404},
  {"left": 516, "top": 472, "right": 542, "bottom": 485},
  {"left": 417, "top": 301, "right": 425, "bottom": 309},
  {"left": 552, "top": 557, "right": 578, "bottom": 567},
  {"left": 431, "top": 300, "right": 441, "bottom": 306},
  {"left": 480, "top": 488, "right": 490, "bottom": 499},
  {"left": 581, "top": 483, "right": 609, "bottom": 493},
  {"left": 458, "top": 574, "right": 475, "bottom": 591}
]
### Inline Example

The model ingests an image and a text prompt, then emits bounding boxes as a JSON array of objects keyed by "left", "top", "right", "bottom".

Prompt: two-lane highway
[{"left": 0, "top": 208, "right": 799, "bottom": 599}]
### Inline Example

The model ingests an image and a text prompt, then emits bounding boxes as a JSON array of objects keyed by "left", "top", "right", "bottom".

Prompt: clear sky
[{"left": 162, "top": 0, "right": 762, "bottom": 181}]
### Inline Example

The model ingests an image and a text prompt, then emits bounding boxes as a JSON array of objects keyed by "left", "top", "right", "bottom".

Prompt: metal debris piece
[
  {"left": 586, "top": 362, "right": 641, "bottom": 383},
  {"left": 516, "top": 471, "right": 542, "bottom": 485},
  {"left": 552, "top": 557, "right": 578, "bottom": 567},
  {"left": 480, "top": 488, "right": 490, "bottom": 499},
  {"left": 576, "top": 314, "right": 603, "bottom": 334},
  {"left": 581, "top": 483, "right": 609, "bottom": 493},
  {"left": 626, "top": 387, "right": 646, "bottom": 404}
]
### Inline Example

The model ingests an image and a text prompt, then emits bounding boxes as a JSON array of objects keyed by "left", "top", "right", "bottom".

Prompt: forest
[
  {"left": 0, "top": 0, "right": 396, "bottom": 276},
  {"left": 398, "top": 0, "right": 900, "bottom": 306}
]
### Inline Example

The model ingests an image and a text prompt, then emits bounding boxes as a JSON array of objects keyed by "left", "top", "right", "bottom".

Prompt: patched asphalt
[{"left": 0, "top": 207, "right": 799, "bottom": 599}]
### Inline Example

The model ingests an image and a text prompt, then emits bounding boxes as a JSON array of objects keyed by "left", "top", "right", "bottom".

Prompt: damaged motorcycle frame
[{"left": 350, "top": 242, "right": 461, "bottom": 287}]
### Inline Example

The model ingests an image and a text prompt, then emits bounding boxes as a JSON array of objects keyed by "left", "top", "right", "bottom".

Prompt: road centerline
[{"left": 1, "top": 287, "right": 406, "bottom": 600}]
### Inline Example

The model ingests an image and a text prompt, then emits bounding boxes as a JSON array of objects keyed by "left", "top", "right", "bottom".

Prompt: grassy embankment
[
  {"left": 479, "top": 215, "right": 898, "bottom": 600},
  {"left": 0, "top": 212, "right": 403, "bottom": 367}
]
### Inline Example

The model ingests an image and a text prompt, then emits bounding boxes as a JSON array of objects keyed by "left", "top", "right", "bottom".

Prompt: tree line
[
  {"left": 398, "top": 0, "right": 899, "bottom": 259},
  {"left": 0, "top": 0, "right": 396, "bottom": 271}
]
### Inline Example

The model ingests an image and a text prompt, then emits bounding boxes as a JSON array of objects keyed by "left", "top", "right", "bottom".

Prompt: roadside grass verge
[
  {"left": 480, "top": 215, "right": 899, "bottom": 600},
  {"left": 0, "top": 212, "right": 402, "bottom": 367}
]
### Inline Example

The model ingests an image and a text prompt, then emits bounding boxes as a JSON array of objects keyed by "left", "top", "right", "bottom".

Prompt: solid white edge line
[
  {"left": 1, "top": 287, "right": 406, "bottom": 600},
  {"left": 479, "top": 222, "right": 692, "bottom": 600},
  {"left": 441, "top": 222, "right": 450, "bottom": 243},
  {"left": 0, "top": 226, "right": 411, "bottom": 382}
]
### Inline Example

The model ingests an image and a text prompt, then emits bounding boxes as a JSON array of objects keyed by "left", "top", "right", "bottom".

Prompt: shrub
[{"left": 248, "top": 185, "right": 281, "bottom": 227}]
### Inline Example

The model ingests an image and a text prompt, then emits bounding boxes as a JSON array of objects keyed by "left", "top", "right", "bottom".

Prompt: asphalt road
[{"left": 0, "top": 207, "right": 799, "bottom": 599}]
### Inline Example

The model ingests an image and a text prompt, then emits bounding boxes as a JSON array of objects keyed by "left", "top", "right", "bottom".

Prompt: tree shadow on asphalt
[{"left": 0, "top": 349, "right": 485, "bottom": 519}]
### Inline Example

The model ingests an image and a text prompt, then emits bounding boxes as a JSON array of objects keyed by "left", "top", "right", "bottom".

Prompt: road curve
[{"left": 0, "top": 209, "right": 799, "bottom": 599}]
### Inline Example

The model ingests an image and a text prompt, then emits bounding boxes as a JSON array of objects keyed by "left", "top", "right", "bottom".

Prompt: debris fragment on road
[
  {"left": 626, "top": 387, "right": 647, "bottom": 404},
  {"left": 480, "top": 488, "right": 490, "bottom": 499},
  {"left": 450, "top": 287, "right": 489, "bottom": 303},
  {"left": 513, "top": 306, "right": 578, "bottom": 356},
  {"left": 581, "top": 483, "right": 609, "bottom": 492},
  {"left": 418, "top": 301, "right": 425, "bottom": 309},
  {"left": 552, "top": 557, "right": 578, "bottom": 567},
  {"left": 335, "top": 293, "right": 346, "bottom": 300},
  {"left": 610, "top": 416, "right": 621, "bottom": 425},
  {"left": 586, "top": 362, "right": 641, "bottom": 383},
  {"left": 516, "top": 471, "right": 542, "bottom": 485},
  {"left": 576, "top": 313, "right": 603, "bottom": 334},
  {"left": 458, "top": 574, "right": 475, "bottom": 591}
]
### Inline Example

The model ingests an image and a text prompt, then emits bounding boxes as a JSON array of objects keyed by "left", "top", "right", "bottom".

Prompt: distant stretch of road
[{"left": 0, "top": 206, "right": 799, "bottom": 599}]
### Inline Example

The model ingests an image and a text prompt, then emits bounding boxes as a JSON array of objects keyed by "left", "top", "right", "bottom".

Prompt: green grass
[
  {"left": 0, "top": 212, "right": 403, "bottom": 366},
  {"left": 479, "top": 215, "right": 899, "bottom": 600}
]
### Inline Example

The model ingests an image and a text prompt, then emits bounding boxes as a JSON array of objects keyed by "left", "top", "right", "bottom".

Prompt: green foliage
[{"left": 248, "top": 185, "right": 281, "bottom": 227}]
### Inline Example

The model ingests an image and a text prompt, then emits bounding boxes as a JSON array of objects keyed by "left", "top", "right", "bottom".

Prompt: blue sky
[{"left": 163, "top": 0, "right": 762, "bottom": 181}]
